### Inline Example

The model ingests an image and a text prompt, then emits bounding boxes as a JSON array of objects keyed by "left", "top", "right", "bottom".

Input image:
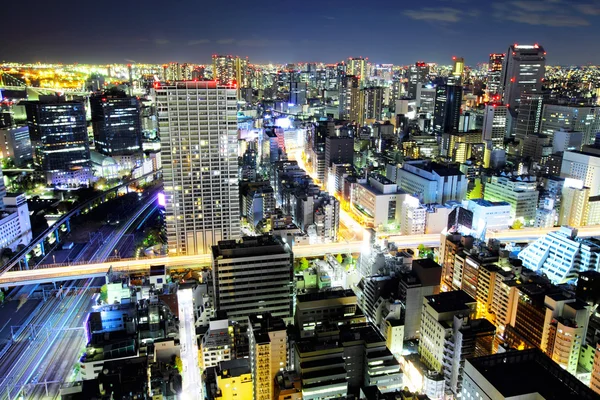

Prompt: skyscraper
[
  {"left": 212, "top": 55, "right": 249, "bottom": 99},
  {"left": 433, "top": 84, "right": 462, "bottom": 134},
  {"left": 361, "top": 86, "right": 384, "bottom": 124},
  {"left": 346, "top": 57, "right": 367, "bottom": 84},
  {"left": 487, "top": 53, "right": 505, "bottom": 96},
  {"left": 514, "top": 92, "right": 544, "bottom": 151},
  {"left": 338, "top": 75, "right": 361, "bottom": 122},
  {"left": 156, "top": 81, "right": 240, "bottom": 255},
  {"left": 540, "top": 104, "right": 600, "bottom": 146},
  {"left": 211, "top": 236, "right": 293, "bottom": 325},
  {"left": 90, "top": 91, "right": 143, "bottom": 162},
  {"left": 24, "top": 100, "right": 91, "bottom": 180},
  {"left": 500, "top": 44, "right": 546, "bottom": 112},
  {"left": 482, "top": 104, "right": 507, "bottom": 149},
  {"left": 448, "top": 56, "right": 464, "bottom": 86},
  {"left": 407, "top": 62, "right": 429, "bottom": 99}
]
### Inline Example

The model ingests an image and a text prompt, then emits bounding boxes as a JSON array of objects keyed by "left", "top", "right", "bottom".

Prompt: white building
[
  {"left": 561, "top": 150, "right": 600, "bottom": 196},
  {"left": 350, "top": 174, "right": 407, "bottom": 230},
  {"left": 156, "top": 81, "right": 240, "bottom": 255},
  {"left": 395, "top": 160, "right": 468, "bottom": 204},
  {"left": 200, "top": 319, "right": 234, "bottom": 369},
  {"left": 483, "top": 174, "right": 539, "bottom": 226},
  {"left": 0, "top": 193, "right": 32, "bottom": 251},
  {"left": 466, "top": 199, "right": 512, "bottom": 236},
  {"left": 518, "top": 226, "right": 600, "bottom": 283},
  {"left": 482, "top": 104, "right": 507, "bottom": 150},
  {"left": 401, "top": 195, "right": 426, "bottom": 235}
]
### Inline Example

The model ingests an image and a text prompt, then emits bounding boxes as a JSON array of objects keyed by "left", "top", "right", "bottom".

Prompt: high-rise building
[
  {"left": 500, "top": 44, "right": 546, "bottom": 112},
  {"left": 540, "top": 104, "right": 600, "bottom": 146},
  {"left": 395, "top": 160, "right": 468, "bottom": 204},
  {"left": 212, "top": 55, "right": 249, "bottom": 99},
  {"left": 433, "top": 84, "right": 462, "bottom": 134},
  {"left": 156, "top": 81, "right": 240, "bottom": 255},
  {"left": 214, "top": 359, "right": 253, "bottom": 400},
  {"left": 23, "top": 100, "right": 91, "bottom": 180},
  {"left": 338, "top": 75, "right": 361, "bottom": 122},
  {"left": 487, "top": 53, "right": 505, "bottom": 96},
  {"left": 211, "top": 235, "right": 293, "bottom": 325},
  {"left": 514, "top": 92, "right": 544, "bottom": 149},
  {"left": 448, "top": 56, "right": 464, "bottom": 86},
  {"left": 407, "top": 62, "right": 429, "bottom": 99},
  {"left": 561, "top": 150, "right": 600, "bottom": 196},
  {"left": 483, "top": 175, "right": 539, "bottom": 225},
  {"left": 482, "top": 104, "right": 507, "bottom": 149},
  {"left": 518, "top": 226, "right": 600, "bottom": 284},
  {"left": 346, "top": 57, "right": 367, "bottom": 84},
  {"left": 90, "top": 92, "right": 143, "bottom": 162},
  {"left": 0, "top": 126, "right": 33, "bottom": 167},
  {"left": 248, "top": 313, "right": 288, "bottom": 400},
  {"left": 325, "top": 135, "right": 353, "bottom": 168},
  {"left": 361, "top": 87, "right": 384, "bottom": 123}
]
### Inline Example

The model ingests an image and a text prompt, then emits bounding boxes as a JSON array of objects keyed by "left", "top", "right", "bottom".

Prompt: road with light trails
[
  {"left": 0, "top": 279, "right": 95, "bottom": 399},
  {"left": 178, "top": 287, "right": 203, "bottom": 400},
  {"left": 3, "top": 226, "right": 600, "bottom": 286}
]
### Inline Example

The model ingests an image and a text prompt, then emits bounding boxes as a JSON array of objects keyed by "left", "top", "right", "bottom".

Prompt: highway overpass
[{"left": 3, "top": 226, "right": 600, "bottom": 287}]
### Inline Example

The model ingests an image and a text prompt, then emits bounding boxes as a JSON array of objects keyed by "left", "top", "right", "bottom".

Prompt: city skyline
[{"left": 2, "top": 0, "right": 600, "bottom": 65}]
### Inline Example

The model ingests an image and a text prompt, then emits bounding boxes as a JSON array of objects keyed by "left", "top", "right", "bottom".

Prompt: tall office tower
[
  {"left": 361, "top": 86, "right": 384, "bottom": 123},
  {"left": 338, "top": 75, "right": 361, "bottom": 122},
  {"left": 211, "top": 236, "right": 293, "bottom": 325},
  {"left": 500, "top": 44, "right": 546, "bottom": 112},
  {"left": 540, "top": 104, "right": 600, "bottom": 146},
  {"left": 157, "top": 81, "right": 240, "bottom": 255},
  {"left": 448, "top": 56, "right": 464, "bottom": 86},
  {"left": 482, "top": 104, "right": 507, "bottom": 149},
  {"left": 248, "top": 313, "right": 288, "bottom": 400},
  {"left": 346, "top": 57, "right": 367, "bottom": 84},
  {"left": 407, "top": 62, "right": 429, "bottom": 99},
  {"left": 561, "top": 150, "right": 600, "bottom": 196},
  {"left": 514, "top": 92, "right": 544, "bottom": 150},
  {"left": 433, "top": 84, "right": 462, "bottom": 134},
  {"left": 90, "top": 92, "right": 143, "bottom": 163},
  {"left": 487, "top": 53, "right": 505, "bottom": 96},
  {"left": 23, "top": 100, "right": 91, "bottom": 178},
  {"left": 289, "top": 78, "right": 307, "bottom": 106}
]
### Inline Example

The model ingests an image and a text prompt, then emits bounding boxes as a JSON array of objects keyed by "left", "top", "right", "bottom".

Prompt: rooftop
[
  {"left": 425, "top": 290, "right": 476, "bottom": 314},
  {"left": 466, "top": 349, "right": 597, "bottom": 399}
]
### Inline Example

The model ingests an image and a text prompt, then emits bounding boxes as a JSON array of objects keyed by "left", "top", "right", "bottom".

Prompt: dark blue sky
[{"left": 2, "top": 0, "right": 599, "bottom": 66}]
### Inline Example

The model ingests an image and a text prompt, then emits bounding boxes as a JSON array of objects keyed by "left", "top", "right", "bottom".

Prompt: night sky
[{"left": 2, "top": 0, "right": 599, "bottom": 66}]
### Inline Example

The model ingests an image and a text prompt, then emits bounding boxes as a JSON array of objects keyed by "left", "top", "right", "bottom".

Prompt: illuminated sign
[{"left": 157, "top": 192, "right": 166, "bottom": 207}]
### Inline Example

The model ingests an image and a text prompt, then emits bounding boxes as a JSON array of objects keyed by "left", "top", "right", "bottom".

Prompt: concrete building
[
  {"left": 0, "top": 193, "right": 32, "bottom": 251},
  {"left": 325, "top": 135, "right": 353, "bottom": 168},
  {"left": 214, "top": 359, "right": 253, "bottom": 400},
  {"left": 462, "top": 349, "right": 598, "bottom": 400},
  {"left": 156, "top": 81, "right": 240, "bottom": 255},
  {"left": 396, "top": 160, "right": 468, "bottom": 204},
  {"left": 541, "top": 294, "right": 589, "bottom": 374},
  {"left": 400, "top": 195, "right": 426, "bottom": 235},
  {"left": 561, "top": 150, "right": 600, "bottom": 196},
  {"left": 559, "top": 183, "right": 592, "bottom": 227},
  {"left": 592, "top": 342, "right": 600, "bottom": 395},
  {"left": 466, "top": 199, "right": 512, "bottom": 236},
  {"left": 540, "top": 104, "right": 600, "bottom": 146},
  {"left": 514, "top": 92, "right": 544, "bottom": 152},
  {"left": 518, "top": 226, "right": 600, "bottom": 284},
  {"left": 482, "top": 104, "right": 507, "bottom": 150},
  {"left": 212, "top": 236, "right": 293, "bottom": 325},
  {"left": 0, "top": 126, "right": 32, "bottom": 167},
  {"left": 200, "top": 319, "right": 235, "bottom": 369},
  {"left": 483, "top": 175, "right": 539, "bottom": 226},
  {"left": 419, "top": 290, "right": 495, "bottom": 396},
  {"left": 553, "top": 128, "right": 584, "bottom": 153},
  {"left": 248, "top": 313, "right": 288, "bottom": 400},
  {"left": 350, "top": 174, "right": 407, "bottom": 230},
  {"left": 500, "top": 44, "right": 546, "bottom": 112}
]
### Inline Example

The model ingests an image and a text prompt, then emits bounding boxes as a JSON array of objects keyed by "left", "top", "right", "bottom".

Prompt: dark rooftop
[
  {"left": 425, "top": 290, "right": 476, "bottom": 314},
  {"left": 466, "top": 349, "right": 598, "bottom": 399}
]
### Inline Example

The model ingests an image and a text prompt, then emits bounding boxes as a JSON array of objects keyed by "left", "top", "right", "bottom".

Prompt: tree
[
  {"left": 100, "top": 284, "right": 108, "bottom": 303},
  {"left": 336, "top": 254, "right": 343, "bottom": 264},
  {"left": 299, "top": 257, "right": 310, "bottom": 271},
  {"left": 512, "top": 219, "right": 524, "bottom": 230},
  {"left": 0, "top": 290, "right": 4, "bottom": 304},
  {"left": 174, "top": 355, "right": 183, "bottom": 373}
]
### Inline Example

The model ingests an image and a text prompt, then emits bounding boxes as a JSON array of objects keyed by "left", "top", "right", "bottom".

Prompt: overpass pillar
[
  {"left": 54, "top": 228, "right": 60, "bottom": 244},
  {"left": 21, "top": 255, "right": 29, "bottom": 270},
  {"left": 39, "top": 240, "right": 45, "bottom": 256},
  {"left": 64, "top": 218, "right": 71, "bottom": 233}
]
